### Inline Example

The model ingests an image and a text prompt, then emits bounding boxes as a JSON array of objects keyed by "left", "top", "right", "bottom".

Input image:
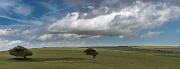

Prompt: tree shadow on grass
[
  {"left": 8, "top": 57, "right": 85, "bottom": 62},
  {"left": 7, "top": 58, "right": 34, "bottom": 62},
  {"left": 32, "top": 57, "right": 85, "bottom": 62}
]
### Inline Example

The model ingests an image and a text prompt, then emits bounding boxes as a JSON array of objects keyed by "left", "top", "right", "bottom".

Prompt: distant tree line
[{"left": 156, "top": 50, "right": 173, "bottom": 53}]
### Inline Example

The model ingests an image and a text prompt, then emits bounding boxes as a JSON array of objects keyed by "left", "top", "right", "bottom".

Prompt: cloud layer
[
  {"left": 46, "top": 1, "right": 180, "bottom": 39},
  {"left": 0, "top": 0, "right": 180, "bottom": 51}
]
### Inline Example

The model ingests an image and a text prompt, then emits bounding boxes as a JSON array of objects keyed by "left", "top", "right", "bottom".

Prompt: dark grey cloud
[
  {"left": 65, "top": 0, "right": 103, "bottom": 8},
  {"left": 64, "top": 0, "right": 173, "bottom": 19},
  {"left": 171, "top": 0, "right": 180, "bottom": 6},
  {"left": 65, "top": 0, "right": 180, "bottom": 10}
]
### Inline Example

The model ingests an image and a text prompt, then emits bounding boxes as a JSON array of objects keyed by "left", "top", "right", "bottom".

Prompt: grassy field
[{"left": 0, "top": 46, "right": 180, "bottom": 69}]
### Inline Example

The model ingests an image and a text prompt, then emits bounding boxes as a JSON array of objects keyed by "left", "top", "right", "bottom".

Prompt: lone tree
[
  {"left": 9, "top": 46, "right": 33, "bottom": 59},
  {"left": 84, "top": 48, "right": 98, "bottom": 59}
]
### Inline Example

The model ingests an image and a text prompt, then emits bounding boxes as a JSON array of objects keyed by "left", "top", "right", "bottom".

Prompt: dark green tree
[
  {"left": 9, "top": 46, "right": 33, "bottom": 59},
  {"left": 84, "top": 48, "right": 98, "bottom": 59}
]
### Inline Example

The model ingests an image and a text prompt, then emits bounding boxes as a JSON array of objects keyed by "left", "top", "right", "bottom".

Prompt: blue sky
[{"left": 0, "top": 0, "right": 180, "bottom": 50}]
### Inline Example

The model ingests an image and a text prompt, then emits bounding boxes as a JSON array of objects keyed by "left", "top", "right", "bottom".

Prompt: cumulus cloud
[
  {"left": 46, "top": 1, "right": 180, "bottom": 39},
  {"left": 1, "top": 0, "right": 180, "bottom": 50},
  {"left": 140, "top": 31, "right": 163, "bottom": 38},
  {"left": 0, "top": 29, "right": 20, "bottom": 36},
  {"left": 0, "top": 28, "right": 32, "bottom": 36},
  {"left": 38, "top": 33, "right": 90, "bottom": 41},
  {"left": 21, "top": 30, "right": 31, "bottom": 35},
  {"left": 38, "top": 34, "right": 53, "bottom": 41},
  {"left": 0, "top": 39, "right": 29, "bottom": 51}
]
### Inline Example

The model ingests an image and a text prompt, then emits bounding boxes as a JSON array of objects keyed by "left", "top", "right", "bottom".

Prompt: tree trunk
[
  {"left": 93, "top": 55, "right": 96, "bottom": 59},
  {"left": 24, "top": 55, "right": 26, "bottom": 59}
]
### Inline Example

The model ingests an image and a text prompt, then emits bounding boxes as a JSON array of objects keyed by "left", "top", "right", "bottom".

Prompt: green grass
[{"left": 0, "top": 47, "right": 180, "bottom": 69}]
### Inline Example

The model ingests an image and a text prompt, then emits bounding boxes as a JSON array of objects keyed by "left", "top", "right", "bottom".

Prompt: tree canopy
[
  {"left": 84, "top": 48, "right": 98, "bottom": 59},
  {"left": 9, "top": 46, "right": 33, "bottom": 59}
]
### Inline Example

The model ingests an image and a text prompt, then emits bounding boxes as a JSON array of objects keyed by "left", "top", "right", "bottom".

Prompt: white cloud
[
  {"left": 55, "top": 33, "right": 82, "bottom": 40},
  {"left": 119, "top": 35, "right": 126, "bottom": 39},
  {"left": 119, "top": 33, "right": 138, "bottom": 39},
  {"left": 38, "top": 33, "right": 89, "bottom": 41},
  {"left": 41, "top": 5, "right": 74, "bottom": 18},
  {"left": 40, "top": 2, "right": 57, "bottom": 10},
  {"left": 0, "top": 0, "right": 33, "bottom": 17},
  {"left": 47, "top": 2, "right": 180, "bottom": 38},
  {"left": 37, "top": 40, "right": 86, "bottom": 47},
  {"left": 1, "top": 0, "right": 180, "bottom": 50},
  {"left": 0, "top": 39, "right": 29, "bottom": 51},
  {"left": 0, "top": 0, "right": 17, "bottom": 10},
  {"left": 14, "top": 4, "right": 32, "bottom": 16},
  {"left": 140, "top": 31, "right": 163, "bottom": 38},
  {"left": 0, "top": 29, "right": 20, "bottom": 36},
  {"left": 38, "top": 34, "right": 53, "bottom": 41},
  {"left": 8, "top": 40, "right": 23, "bottom": 46},
  {"left": 21, "top": 30, "right": 31, "bottom": 35},
  {"left": 0, "top": 28, "right": 33, "bottom": 36},
  {"left": 0, "top": 0, "right": 37, "bottom": 24},
  {"left": 0, "top": 15, "right": 43, "bottom": 25},
  {"left": 89, "top": 35, "right": 101, "bottom": 39},
  {"left": 0, "top": 15, "right": 29, "bottom": 23}
]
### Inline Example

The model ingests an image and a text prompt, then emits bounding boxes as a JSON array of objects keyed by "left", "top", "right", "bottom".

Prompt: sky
[{"left": 0, "top": 0, "right": 180, "bottom": 51}]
